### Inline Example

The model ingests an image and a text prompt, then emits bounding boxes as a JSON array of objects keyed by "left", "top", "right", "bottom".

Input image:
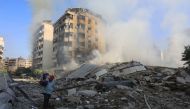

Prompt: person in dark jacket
[{"left": 43, "top": 75, "right": 55, "bottom": 109}]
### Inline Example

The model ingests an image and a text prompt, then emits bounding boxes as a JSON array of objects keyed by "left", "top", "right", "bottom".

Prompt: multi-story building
[
  {"left": 25, "top": 59, "right": 32, "bottom": 68},
  {"left": 0, "top": 37, "right": 4, "bottom": 70},
  {"left": 53, "top": 8, "right": 105, "bottom": 71},
  {"left": 0, "top": 37, "right": 4, "bottom": 61},
  {"left": 3, "top": 58, "right": 9, "bottom": 70},
  {"left": 17, "top": 57, "right": 32, "bottom": 68},
  {"left": 4, "top": 57, "right": 32, "bottom": 72},
  {"left": 32, "top": 20, "right": 54, "bottom": 70},
  {"left": 7, "top": 58, "right": 18, "bottom": 72}
]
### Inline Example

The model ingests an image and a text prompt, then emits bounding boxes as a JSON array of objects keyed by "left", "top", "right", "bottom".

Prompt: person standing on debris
[
  {"left": 42, "top": 74, "right": 55, "bottom": 109},
  {"left": 39, "top": 73, "right": 49, "bottom": 86}
]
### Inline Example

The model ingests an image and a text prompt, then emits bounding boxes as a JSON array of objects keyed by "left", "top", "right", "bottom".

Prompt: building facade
[
  {"left": 17, "top": 57, "right": 32, "bottom": 68},
  {"left": 0, "top": 37, "right": 4, "bottom": 61},
  {"left": 53, "top": 8, "right": 105, "bottom": 71},
  {"left": 32, "top": 20, "right": 54, "bottom": 70},
  {"left": 3, "top": 57, "right": 32, "bottom": 72},
  {"left": 0, "top": 37, "right": 4, "bottom": 70}
]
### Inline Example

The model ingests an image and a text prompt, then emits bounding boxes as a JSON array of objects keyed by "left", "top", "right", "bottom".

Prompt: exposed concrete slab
[{"left": 67, "top": 64, "right": 99, "bottom": 79}]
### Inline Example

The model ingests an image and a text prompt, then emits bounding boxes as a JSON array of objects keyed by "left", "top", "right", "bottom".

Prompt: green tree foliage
[
  {"left": 182, "top": 46, "right": 190, "bottom": 67},
  {"left": 15, "top": 67, "right": 33, "bottom": 76},
  {"left": 33, "top": 69, "right": 43, "bottom": 75}
]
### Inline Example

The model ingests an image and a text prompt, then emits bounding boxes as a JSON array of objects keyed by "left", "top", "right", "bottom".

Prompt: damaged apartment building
[
  {"left": 32, "top": 20, "right": 54, "bottom": 70},
  {"left": 53, "top": 8, "right": 105, "bottom": 72},
  {"left": 32, "top": 8, "right": 105, "bottom": 72}
]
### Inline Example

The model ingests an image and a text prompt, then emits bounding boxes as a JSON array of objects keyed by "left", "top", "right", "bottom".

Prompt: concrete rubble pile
[
  {"left": 12, "top": 61, "right": 190, "bottom": 109},
  {"left": 53, "top": 61, "right": 190, "bottom": 109},
  {"left": 0, "top": 73, "right": 40, "bottom": 109},
  {"left": 0, "top": 73, "right": 16, "bottom": 109}
]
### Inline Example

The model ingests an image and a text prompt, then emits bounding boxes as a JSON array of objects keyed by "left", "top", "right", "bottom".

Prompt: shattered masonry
[{"left": 8, "top": 61, "right": 190, "bottom": 109}]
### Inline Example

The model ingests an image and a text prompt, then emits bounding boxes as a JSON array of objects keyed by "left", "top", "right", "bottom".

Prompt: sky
[
  {"left": 0, "top": 0, "right": 79, "bottom": 58},
  {"left": 0, "top": 0, "right": 190, "bottom": 67},
  {"left": 0, "top": 0, "right": 31, "bottom": 58}
]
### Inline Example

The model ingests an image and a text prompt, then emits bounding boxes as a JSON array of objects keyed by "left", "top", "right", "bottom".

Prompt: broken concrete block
[
  {"left": 77, "top": 90, "right": 97, "bottom": 97},
  {"left": 156, "top": 73, "right": 162, "bottom": 77},
  {"left": 76, "top": 106, "right": 84, "bottom": 109},
  {"left": 67, "top": 96, "right": 81, "bottom": 104},
  {"left": 111, "top": 71, "right": 120, "bottom": 77},
  {"left": 163, "top": 76, "right": 171, "bottom": 81},
  {"left": 144, "top": 76, "right": 151, "bottom": 81},
  {"left": 185, "top": 75, "right": 190, "bottom": 83},
  {"left": 84, "top": 105, "right": 94, "bottom": 109},
  {"left": 176, "top": 77, "right": 186, "bottom": 84},
  {"left": 122, "top": 66, "right": 146, "bottom": 75},
  {"left": 161, "top": 68, "right": 176, "bottom": 75},
  {"left": 95, "top": 69, "right": 108, "bottom": 79},
  {"left": 120, "top": 97, "right": 127, "bottom": 101},
  {"left": 116, "top": 85, "right": 132, "bottom": 90},
  {"left": 86, "top": 101, "right": 90, "bottom": 104},
  {"left": 103, "top": 80, "right": 135, "bottom": 88},
  {"left": 67, "top": 64, "right": 99, "bottom": 79},
  {"left": 68, "top": 88, "right": 76, "bottom": 96}
]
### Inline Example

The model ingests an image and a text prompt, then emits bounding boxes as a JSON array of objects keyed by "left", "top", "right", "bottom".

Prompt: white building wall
[{"left": 42, "top": 22, "right": 53, "bottom": 70}]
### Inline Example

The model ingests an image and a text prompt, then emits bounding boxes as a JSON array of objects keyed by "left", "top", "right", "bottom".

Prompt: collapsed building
[
  {"left": 0, "top": 73, "right": 15, "bottom": 109},
  {"left": 10, "top": 61, "right": 190, "bottom": 109},
  {"left": 53, "top": 8, "right": 106, "bottom": 73}
]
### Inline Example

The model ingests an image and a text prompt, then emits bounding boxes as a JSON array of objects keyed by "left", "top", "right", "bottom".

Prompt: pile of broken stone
[
  {"left": 53, "top": 61, "right": 190, "bottom": 109},
  {"left": 12, "top": 61, "right": 190, "bottom": 109}
]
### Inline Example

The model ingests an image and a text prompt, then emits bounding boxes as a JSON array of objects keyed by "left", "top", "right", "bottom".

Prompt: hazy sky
[
  {"left": 0, "top": 0, "right": 75, "bottom": 58},
  {"left": 0, "top": 0, "right": 190, "bottom": 61}
]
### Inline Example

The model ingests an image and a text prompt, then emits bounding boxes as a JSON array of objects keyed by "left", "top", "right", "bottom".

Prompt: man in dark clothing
[{"left": 42, "top": 75, "right": 55, "bottom": 109}]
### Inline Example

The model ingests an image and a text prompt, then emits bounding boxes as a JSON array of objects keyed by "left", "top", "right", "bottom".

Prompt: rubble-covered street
[{"left": 6, "top": 61, "right": 189, "bottom": 109}]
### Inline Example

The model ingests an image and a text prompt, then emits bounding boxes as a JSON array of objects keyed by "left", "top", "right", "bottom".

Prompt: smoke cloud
[
  {"left": 78, "top": 0, "right": 190, "bottom": 67},
  {"left": 29, "top": 0, "right": 190, "bottom": 68},
  {"left": 28, "top": 0, "right": 54, "bottom": 49}
]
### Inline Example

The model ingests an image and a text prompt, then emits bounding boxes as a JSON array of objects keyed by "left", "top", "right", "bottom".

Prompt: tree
[
  {"left": 15, "top": 67, "right": 32, "bottom": 76},
  {"left": 182, "top": 45, "right": 190, "bottom": 68},
  {"left": 33, "top": 69, "right": 43, "bottom": 77}
]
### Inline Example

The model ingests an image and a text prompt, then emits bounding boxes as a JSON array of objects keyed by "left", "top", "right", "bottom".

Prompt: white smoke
[
  {"left": 29, "top": 0, "right": 190, "bottom": 68},
  {"left": 29, "top": 0, "right": 54, "bottom": 49},
  {"left": 63, "top": 60, "right": 79, "bottom": 71},
  {"left": 161, "top": 0, "right": 190, "bottom": 67},
  {"left": 76, "top": 0, "right": 190, "bottom": 67}
]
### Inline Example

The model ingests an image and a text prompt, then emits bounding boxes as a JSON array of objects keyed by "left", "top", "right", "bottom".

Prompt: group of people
[{"left": 39, "top": 72, "right": 56, "bottom": 109}]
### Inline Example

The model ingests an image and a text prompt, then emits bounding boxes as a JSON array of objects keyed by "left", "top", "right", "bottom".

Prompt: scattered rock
[
  {"left": 77, "top": 90, "right": 97, "bottom": 97},
  {"left": 176, "top": 77, "right": 186, "bottom": 84}
]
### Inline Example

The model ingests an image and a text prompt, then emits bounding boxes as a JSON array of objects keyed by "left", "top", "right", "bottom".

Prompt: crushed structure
[
  {"left": 0, "top": 73, "right": 15, "bottom": 109},
  {"left": 5, "top": 61, "right": 190, "bottom": 109}
]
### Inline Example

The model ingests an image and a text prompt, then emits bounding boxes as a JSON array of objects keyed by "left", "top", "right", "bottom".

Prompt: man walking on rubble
[{"left": 41, "top": 74, "right": 55, "bottom": 109}]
